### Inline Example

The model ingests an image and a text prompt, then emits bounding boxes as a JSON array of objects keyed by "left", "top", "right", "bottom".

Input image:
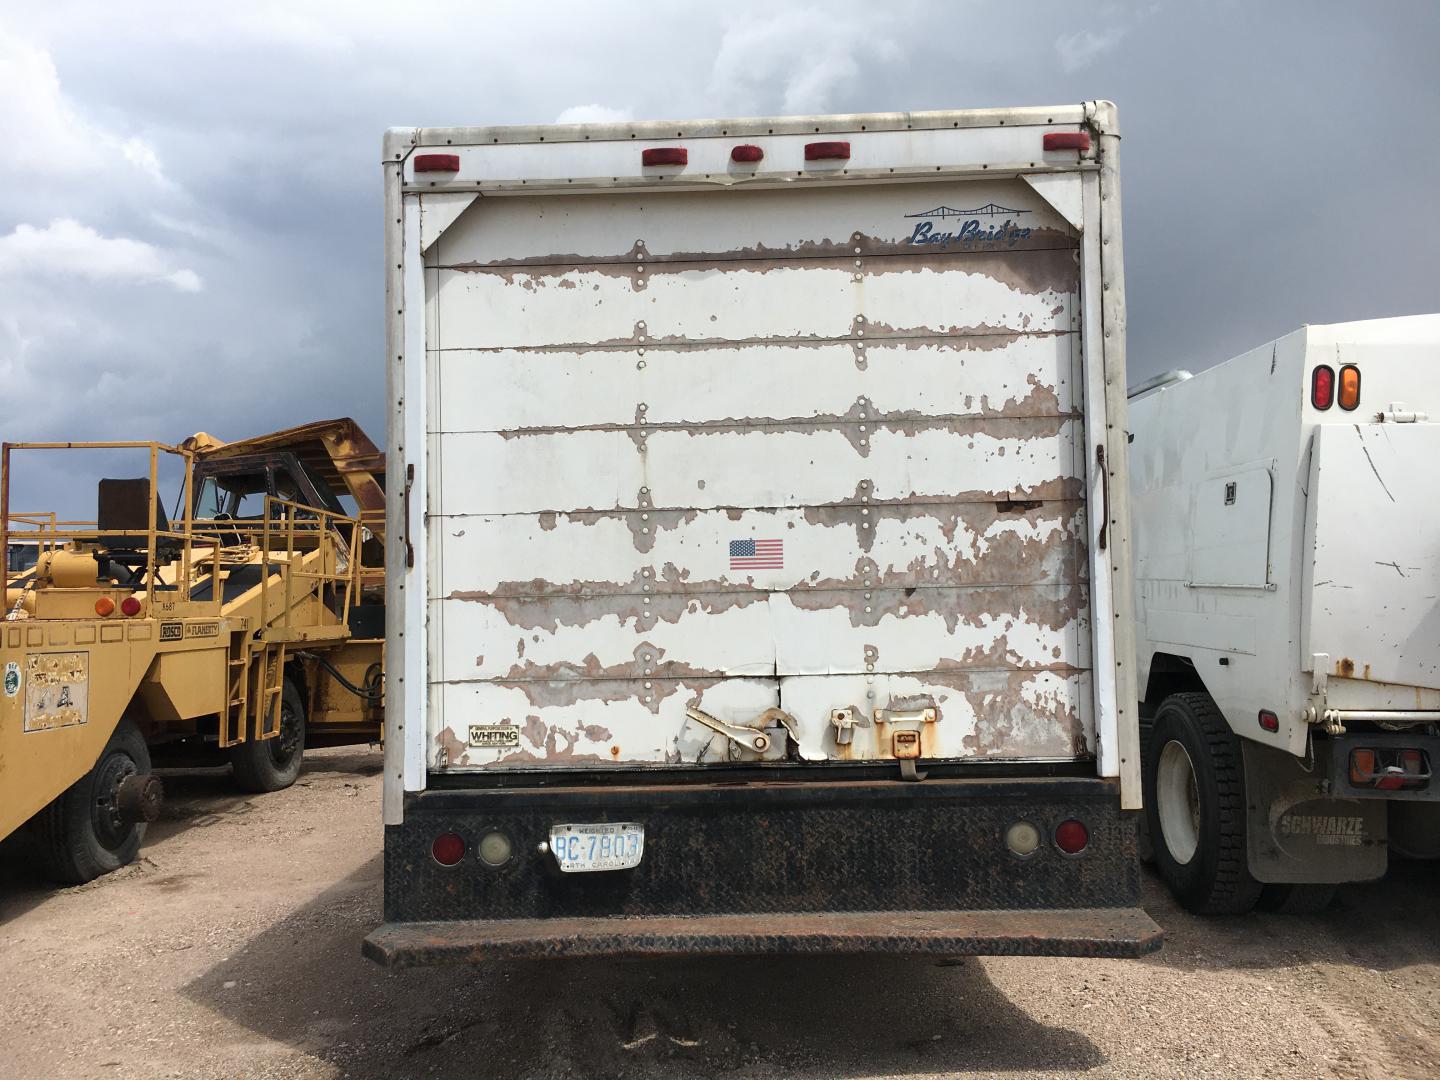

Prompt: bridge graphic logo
[{"left": 904, "top": 203, "right": 1031, "bottom": 219}]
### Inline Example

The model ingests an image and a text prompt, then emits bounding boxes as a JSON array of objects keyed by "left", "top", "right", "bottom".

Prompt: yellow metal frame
[{"left": 1, "top": 441, "right": 198, "bottom": 615}]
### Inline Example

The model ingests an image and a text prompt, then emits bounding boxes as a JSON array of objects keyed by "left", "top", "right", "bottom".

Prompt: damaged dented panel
[{"left": 425, "top": 178, "right": 1090, "bottom": 770}]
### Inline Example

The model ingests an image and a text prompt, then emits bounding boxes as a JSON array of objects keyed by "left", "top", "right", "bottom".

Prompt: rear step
[{"left": 364, "top": 908, "right": 1163, "bottom": 965}]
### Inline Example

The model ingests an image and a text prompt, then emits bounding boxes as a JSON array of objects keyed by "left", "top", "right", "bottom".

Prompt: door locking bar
[
  {"left": 873, "top": 705, "right": 939, "bottom": 781},
  {"left": 686, "top": 706, "right": 801, "bottom": 760}
]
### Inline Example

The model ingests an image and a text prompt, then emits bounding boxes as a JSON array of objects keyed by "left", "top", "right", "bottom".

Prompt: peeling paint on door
[{"left": 425, "top": 180, "right": 1092, "bottom": 769}]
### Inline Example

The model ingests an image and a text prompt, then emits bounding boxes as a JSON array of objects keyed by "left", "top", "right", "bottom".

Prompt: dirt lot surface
[{"left": 3, "top": 747, "right": 1439, "bottom": 1080}]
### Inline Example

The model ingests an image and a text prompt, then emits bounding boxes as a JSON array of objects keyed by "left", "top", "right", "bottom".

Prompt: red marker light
[
  {"left": 1055, "top": 819, "right": 1089, "bottom": 854},
  {"left": 1043, "top": 132, "right": 1092, "bottom": 152},
  {"left": 641, "top": 147, "right": 688, "bottom": 166},
  {"left": 1259, "top": 709, "right": 1279, "bottom": 732},
  {"left": 731, "top": 144, "right": 764, "bottom": 163},
  {"left": 120, "top": 596, "right": 142, "bottom": 618},
  {"left": 804, "top": 141, "right": 851, "bottom": 161},
  {"left": 1311, "top": 365, "right": 1335, "bottom": 410},
  {"left": 431, "top": 833, "right": 466, "bottom": 866},
  {"left": 413, "top": 153, "right": 460, "bottom": 173}
]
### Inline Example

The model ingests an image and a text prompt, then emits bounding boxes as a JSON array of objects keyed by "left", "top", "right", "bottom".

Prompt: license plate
[{"left": 548, "top": 822, "right": 645, "bottom": 873}]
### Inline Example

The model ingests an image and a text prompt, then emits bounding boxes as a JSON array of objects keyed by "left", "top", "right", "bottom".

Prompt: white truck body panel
[
  {"left": 384, "top": 106, "right": 1137, "bottom": 824},
  {"left": 1130, "top": 314, "right": 1440, "bottom": 756}
]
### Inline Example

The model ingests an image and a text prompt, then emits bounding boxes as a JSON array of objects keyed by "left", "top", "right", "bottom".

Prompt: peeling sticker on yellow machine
[{"left": 24, "top": 651, "right": 89, "bottom": 732}]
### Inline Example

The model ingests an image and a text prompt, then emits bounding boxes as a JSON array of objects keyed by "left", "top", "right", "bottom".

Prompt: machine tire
[
  {"left": 33, "top": 719, "right": 152, "bottom": 885},
  {"left": 1144, "top": 692, "right": 1262, "bottom": 915},
  {"left": 230, "top": 677, "right": 306, "bottom": 793},
  {"left": 1257, "top": 884, "right": 1337, "bottom": 915}
]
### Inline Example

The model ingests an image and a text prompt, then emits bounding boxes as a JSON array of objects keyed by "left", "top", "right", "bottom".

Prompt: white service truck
[
  {"left": 365, "top": 103, "right": 1161, "bottom": 964},
  {"left": 1130, "top": 315, "right": 1440, "bottom": 914}
]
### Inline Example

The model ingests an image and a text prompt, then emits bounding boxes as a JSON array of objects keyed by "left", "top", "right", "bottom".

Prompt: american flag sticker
[{"left": 730, "top": 538, "right": 783, "bottom": 570}]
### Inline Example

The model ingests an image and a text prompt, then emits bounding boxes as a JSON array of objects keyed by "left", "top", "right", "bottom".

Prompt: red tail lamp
[
  {"left": 94, "top": 596, "right": 116, "bottom": 617},
  {"left": 431, "top": 832, "right": 466, "bottom": 866},
  {"left": 642, "top": 147, "right": 688, "bottom": 166},
  {"left": 1311, "top": 365, "right": 1335, "bottom": 410},
  {"left": 1043, "top": 132, "right": 1091, "bottom": 152},
  {"left": 120, "top": 596, "right": 142, "bottom": 618},
  {"left": 413, "top": 153, "right": 460, "bottom": 173},
  {"left": 804, "top": 141, "right": 850, "bottom": 161},
  {"left": 1055, "top": 819, "right": 1089, "bottom": 854},
  {"left": 731, "top": 144, "right": 764, "bottom": 163}
]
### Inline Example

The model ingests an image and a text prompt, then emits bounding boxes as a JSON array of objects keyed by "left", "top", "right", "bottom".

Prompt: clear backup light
[
  {"left": 1005, "top": 821, "right": 1041, "bottom": 857},
  {"left": 478, "top": 831, "right": 513, "bottom": 867}
]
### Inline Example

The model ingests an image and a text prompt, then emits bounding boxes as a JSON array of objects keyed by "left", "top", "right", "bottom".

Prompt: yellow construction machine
[{"left": 0, "top": 419, "right": 385, "bottom": 883}]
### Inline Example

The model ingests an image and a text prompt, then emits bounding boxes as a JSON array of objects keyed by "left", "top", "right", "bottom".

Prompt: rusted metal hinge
[
  {"left": 402, "top": 464, "right": 415, "bottom": 569},
  {"left": 1096, "top": 444, "right": 1109, "bottom": 552}
]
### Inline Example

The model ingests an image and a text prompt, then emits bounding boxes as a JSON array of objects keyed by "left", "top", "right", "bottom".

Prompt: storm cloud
[{"left": 2, "top": 1, "right": 1437, "bottom": 510}]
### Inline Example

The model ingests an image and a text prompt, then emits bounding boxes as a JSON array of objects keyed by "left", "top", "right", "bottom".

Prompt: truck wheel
[
  {"left": 33, "top": 719, "right": 153, "bottom": 885},
  {"left": 1144, "top": 692, "right": 1262, "bottom": 915},
  {"left": 1257, "top": 884, "right": 1336, "bottom": 915},
  {"left": 230, "top": 678, "right": 306, "bottom": 793}
]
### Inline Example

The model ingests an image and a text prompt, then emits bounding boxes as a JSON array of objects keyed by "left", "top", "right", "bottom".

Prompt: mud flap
[{"left": 1243, "top": 739, "right": 1386, "bottom": 884}]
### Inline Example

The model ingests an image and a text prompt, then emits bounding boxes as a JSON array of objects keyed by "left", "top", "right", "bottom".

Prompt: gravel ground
[{"left": 2, "top": 746, "right": 1438, "bottom": 1080}]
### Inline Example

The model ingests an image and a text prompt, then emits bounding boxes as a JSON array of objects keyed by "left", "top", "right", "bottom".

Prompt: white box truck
[
  {"left": 1130, "top": 315, "right": 1440, "bottom": 915},
  {"left": 365, "top": 102, "right": 1161, "bottom": 964}
]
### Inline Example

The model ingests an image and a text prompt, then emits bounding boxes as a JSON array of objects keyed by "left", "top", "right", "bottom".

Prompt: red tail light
[
  {"left": 431, "top": 833, "right": 466, "bottom": 866},
  {"left": 120, "top": 596, "right": 142, "bottom": 617},
  {"left": 804, "top": 141, "right": 850, "bottom": 161},
  {"left": 413, "top": 153, "right": 460, "bottom": 173},
  {"left": 1338, "top": 365, "right": 1361, "bottom": 411},
  {"left": 730, "top": 144, "right": 764, "bottom": 163},
  {"left": 1043, "top": 132, "right": 1091, "bottom": 152},
  {"left": 641, "top": 147, "right": 687, "bottom": 166},
  {"left": 1351, "top": 748, "right": 1431, "bottom": 791},
  {"left": 1055, "top": 819, "right": 1089, "bottom": 854},
  {"left": 1311, "top": 365, "right": 1335, "bottom": 410}
]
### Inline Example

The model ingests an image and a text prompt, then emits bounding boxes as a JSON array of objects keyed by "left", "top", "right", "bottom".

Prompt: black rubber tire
[
  {"left": 1257, "top": 883, "right": 1337, "bottom": 915},
  {"left": 229, "top": 677, "right": 306, "bottom": 793},
  {"left": 33, "top": 719, "right": 151, "bottom": 885},
  {"left": 1144, "top": 692, "right": 1263, "bottom": 915}
]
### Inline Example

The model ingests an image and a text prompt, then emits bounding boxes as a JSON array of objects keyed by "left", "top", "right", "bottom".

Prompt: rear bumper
[
  {"left": 366, "top": 774, "right": 1160, "bottom": 963},
  {"left": 364, "top": 907, "right": 1162, "bottom": 966}
]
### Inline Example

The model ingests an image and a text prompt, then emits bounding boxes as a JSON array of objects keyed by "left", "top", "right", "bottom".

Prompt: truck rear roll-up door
[{"left": 426, "top": 181, "right": 1093, "bottom": 769}]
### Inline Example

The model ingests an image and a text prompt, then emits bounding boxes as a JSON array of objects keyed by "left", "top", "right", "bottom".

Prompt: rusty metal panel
[
  {"left": 425, "top": 178, "right": 1090, "bottom": 770},
  {"left": 434, "top": 335, "right": 1077, "bottom": 433},
  {"left": 436, "top": 499, "right": 1086, "bottom": 595},
  {"left": 434, "top": 420, "right": 1080, "bottom": 516}
]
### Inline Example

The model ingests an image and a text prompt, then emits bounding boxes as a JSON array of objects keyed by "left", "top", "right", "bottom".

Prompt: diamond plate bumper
[
  {"left": 367, "top": 773, "right": 1161, "bottom": 963},
  {"left": 364, "top": 907, "right": 1162, "bottom": 966}
]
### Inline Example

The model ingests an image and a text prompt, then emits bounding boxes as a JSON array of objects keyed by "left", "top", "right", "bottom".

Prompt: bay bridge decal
[
  {"left": 903, "top": 202, "right": 1034, "bottom": 249},
  {"left": 905, "top": 203, "right": 1031, "bottom": 219}
]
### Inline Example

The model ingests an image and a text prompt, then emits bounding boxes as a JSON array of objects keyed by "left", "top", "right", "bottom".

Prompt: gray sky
[{"left": 2, "top": 1, "right": 1437, "bottom": 508}]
